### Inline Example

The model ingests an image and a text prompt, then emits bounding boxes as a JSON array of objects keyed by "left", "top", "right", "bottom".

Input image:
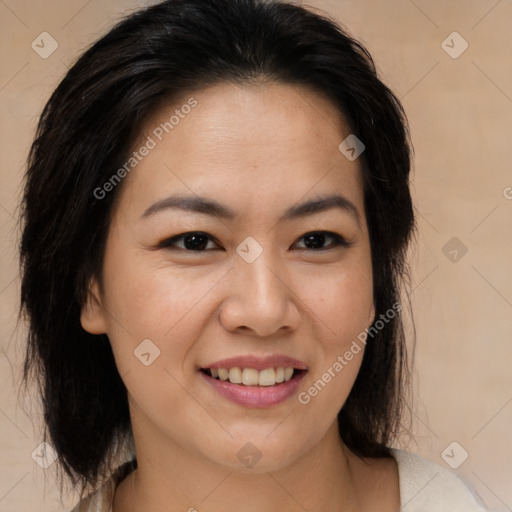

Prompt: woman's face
[{"left": 81, "top": 82, "right": 375, "bottom": 471}]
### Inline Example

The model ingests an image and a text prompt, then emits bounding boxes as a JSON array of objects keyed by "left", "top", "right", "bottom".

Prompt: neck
[{"left": 113, "top": 420, "right": 363, "bottom": 512}]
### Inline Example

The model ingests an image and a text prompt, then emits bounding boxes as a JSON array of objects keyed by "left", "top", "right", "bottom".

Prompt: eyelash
[{"left": 156, "top": 231, "right": 353, "bottom": 252}]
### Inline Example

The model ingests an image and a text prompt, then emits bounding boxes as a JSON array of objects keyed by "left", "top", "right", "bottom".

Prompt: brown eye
[
  {"left": 156, "top": 230, "right": 352, "bottom": 252},
  {"left": 294, "top": 231, "right": 352, "bottom": 250},
  {"left": 157, "top": 232, "right": 221, "bottom": 251}
]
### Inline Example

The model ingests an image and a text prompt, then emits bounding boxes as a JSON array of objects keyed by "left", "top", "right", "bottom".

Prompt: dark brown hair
[{"left": 18, "top": 0, "right": 415, "bottom": 500}]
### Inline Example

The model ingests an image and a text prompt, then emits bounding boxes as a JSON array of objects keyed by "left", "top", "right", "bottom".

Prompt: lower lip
[{"left": 199, "top": 370, "right": 307, "bottom": 408}]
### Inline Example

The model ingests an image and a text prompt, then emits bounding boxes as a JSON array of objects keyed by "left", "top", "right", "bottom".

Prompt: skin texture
[{"left": 81, "top": 82, "right": 400, "bottom": 512}]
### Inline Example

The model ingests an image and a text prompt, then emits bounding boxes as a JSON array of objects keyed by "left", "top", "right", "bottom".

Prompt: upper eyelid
[{"left": 158, "top": 231, "right": 350, "bottom": 250}]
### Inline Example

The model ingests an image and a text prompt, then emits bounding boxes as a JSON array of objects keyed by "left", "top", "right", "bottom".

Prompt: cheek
[
  {"left": 298, "top": 258, "right": 373, "bottom": 345},
  {"left": 99, "top": 262, "right": 223, "bottom": 428},
  {"left": 293, "top": 251, "right": 372, "bottom": 411},
  {"left": 295, "top": 267, "right": 370, "bottom": 426},
  {"left": 100, "top": 246, "right": 226, "bottom": 370},
  {"left": 103, "top": 226, "right": 206, "bottom": 324}
]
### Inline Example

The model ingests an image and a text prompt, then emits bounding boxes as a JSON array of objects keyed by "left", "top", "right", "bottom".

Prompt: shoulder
[
  {"left": 390, "top": 448, "right": 489, "bottom": 511},
  {"left": 69, "top": 459, "right": 136, "bottom": 512}
]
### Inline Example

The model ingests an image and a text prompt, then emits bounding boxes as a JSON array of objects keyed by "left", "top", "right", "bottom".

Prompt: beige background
[{"left": 1, "top": 0, "right": 511, "bottom": 510}]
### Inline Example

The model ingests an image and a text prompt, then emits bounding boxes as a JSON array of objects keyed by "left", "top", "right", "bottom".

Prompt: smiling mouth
[{"left": 200, "top": 367, "right": 307, "bottom": 386}]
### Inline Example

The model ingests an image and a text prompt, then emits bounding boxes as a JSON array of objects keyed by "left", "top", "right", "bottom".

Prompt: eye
[
  {"left": 156, "top": 230, "right": 351, "bottom": 252},
  {"left": 293, "top": 231, "right": 352, "bottom": 251},
  {"left": 156, "top": 231, "right": 221, "bottom": 251}
]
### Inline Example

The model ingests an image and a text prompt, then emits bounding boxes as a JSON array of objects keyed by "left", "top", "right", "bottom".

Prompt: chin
[{"left": 201, "top": 433, "right": 310, "bottom": 474}]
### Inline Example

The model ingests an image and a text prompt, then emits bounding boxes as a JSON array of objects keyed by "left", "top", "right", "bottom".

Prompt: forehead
[{"left": 114, "top": 81, "right": 365, "bottom": 222}]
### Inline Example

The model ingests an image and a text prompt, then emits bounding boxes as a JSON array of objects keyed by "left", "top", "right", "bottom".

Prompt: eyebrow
[{"left": 141, "top": 193, "right": 361, "bottom": 227}]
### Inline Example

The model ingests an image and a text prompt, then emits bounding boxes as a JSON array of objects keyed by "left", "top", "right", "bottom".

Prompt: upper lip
[{"left": 201, "top": 355, "right": 308, "bottom": 371}]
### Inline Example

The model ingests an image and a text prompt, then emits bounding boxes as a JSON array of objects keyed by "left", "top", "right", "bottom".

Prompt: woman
[{"left": 19, "top": 0, "right": 489, "bottom": 510}]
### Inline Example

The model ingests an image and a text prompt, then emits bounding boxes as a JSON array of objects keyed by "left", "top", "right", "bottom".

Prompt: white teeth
[
  {"left": 258, "top": 368, "right": 275, "bottom": 386},
  {"left": 242, "top": 368, "right": 259, "bottom": 385},
  {"left": 228, "top": 367, "right": 242, "bottom": 384},
  {"left": 208, "top": 366, "right": 298, "bottom": 386}
]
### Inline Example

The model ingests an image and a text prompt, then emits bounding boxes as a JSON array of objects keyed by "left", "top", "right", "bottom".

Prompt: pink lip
[
  {"left": 199, "top": 369, "right": 307, "bottom": 408},
  {"left": 202, "top": 355, "right": 308, "bottom": 371}
]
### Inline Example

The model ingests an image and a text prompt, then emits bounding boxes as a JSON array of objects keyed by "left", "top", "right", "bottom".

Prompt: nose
[{"left": 219, "top": 246, "right": 300, "bottom": 338}]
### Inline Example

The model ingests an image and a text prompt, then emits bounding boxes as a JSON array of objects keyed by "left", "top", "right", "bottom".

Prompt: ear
[{"left": 80, "top": 278, "right": 109, "bottom": 334}]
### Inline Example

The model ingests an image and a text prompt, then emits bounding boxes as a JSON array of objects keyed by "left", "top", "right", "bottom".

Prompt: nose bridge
[
  {"left": 222, "top": 237, "right": 296, "bottom": 335},
  {"left": 237, "top": 239, "right": 286, "bottom": 307}
]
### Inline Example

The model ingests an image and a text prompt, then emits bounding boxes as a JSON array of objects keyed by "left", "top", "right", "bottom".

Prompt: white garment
[
  {"left": 389, "top": 448, "right": 488, "bottom": 511},
  {"left": 70, "top": 448, "right": 490, "bottom": 511}
]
